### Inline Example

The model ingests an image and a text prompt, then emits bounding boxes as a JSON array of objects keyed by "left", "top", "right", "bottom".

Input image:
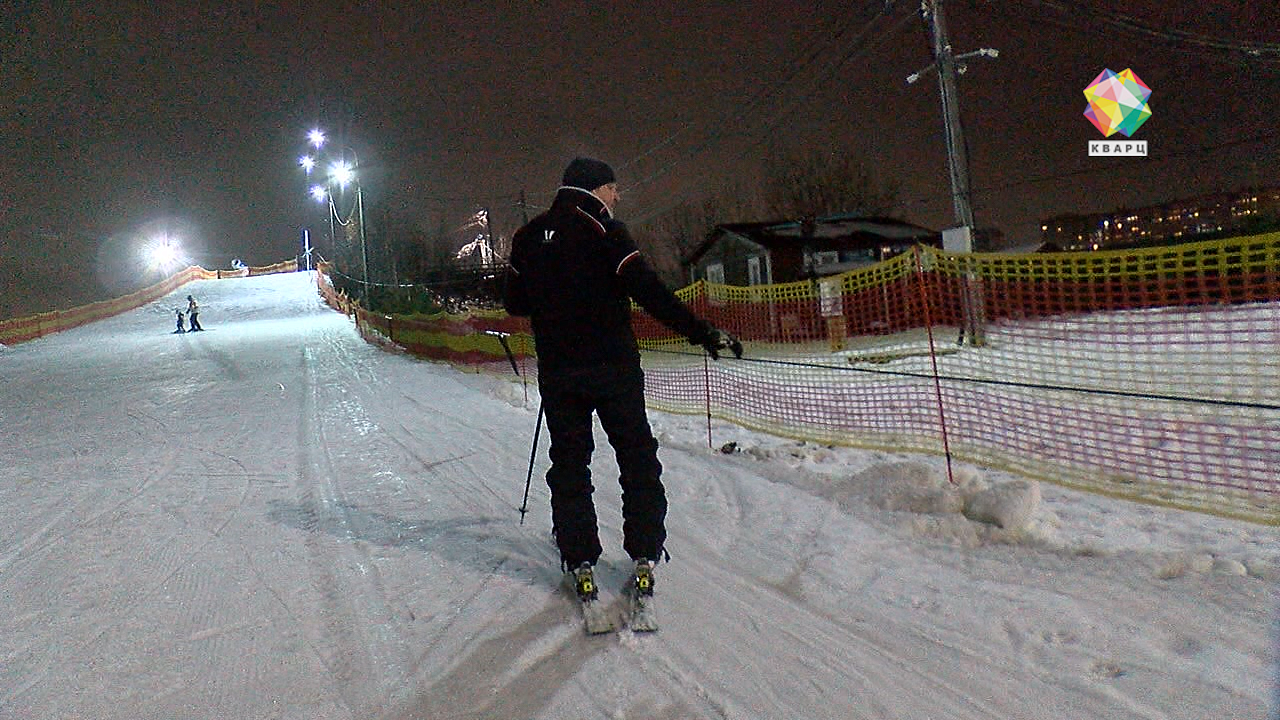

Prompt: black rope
[{"left": 643, "top": 348, "right": 1280, "bottom": 413}]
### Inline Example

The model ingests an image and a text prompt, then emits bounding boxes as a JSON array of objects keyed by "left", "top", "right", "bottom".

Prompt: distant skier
[
  {"left": 174, "top": 309, "right": 186, "bottom": 334},
  {"left": 186, "top": 295, "right": 203, "bottom": 331}
]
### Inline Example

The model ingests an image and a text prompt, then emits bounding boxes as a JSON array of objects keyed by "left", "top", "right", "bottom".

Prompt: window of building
[
  {"left": 811, "top": 250, "right": 839, "bottom": 267},
  {"left": 705, "top": 262, "right": 725, "bottom": 284}
]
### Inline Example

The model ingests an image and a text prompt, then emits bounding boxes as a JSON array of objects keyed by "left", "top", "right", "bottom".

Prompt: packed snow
[{"left": 0, "top": 271, "right": 1275, "bottom": 719}]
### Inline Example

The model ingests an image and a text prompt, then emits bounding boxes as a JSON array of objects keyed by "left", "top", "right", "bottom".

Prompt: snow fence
[
  {"left": 0, "top": 259, "right": 298, "bottom": 345},
  {"left": 319, "top": 233, "right": 1280, "bottom": 525}
]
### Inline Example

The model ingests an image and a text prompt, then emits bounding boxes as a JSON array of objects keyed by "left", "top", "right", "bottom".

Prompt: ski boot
[
  {"left": 628, "top": 558, "right": 659, "bottom": 632},
  {"left": 633, "top": 558, "right": 655, "bottom": 597},
  {"left": 571, "top": 562, "right": 598, "bottom": 602},
  {"left": 568, "top": 562, "right": 614, "bottom": 634}
]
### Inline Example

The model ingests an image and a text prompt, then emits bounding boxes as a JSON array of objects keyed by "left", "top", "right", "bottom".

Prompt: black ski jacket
[{"left": 504, "top": 187, "right": 713, "bottom": 373}]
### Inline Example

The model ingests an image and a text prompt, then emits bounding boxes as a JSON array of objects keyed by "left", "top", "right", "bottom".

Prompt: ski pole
[
  {"left": 518, "top": 400, "right": 544, "bottom": 525},
  {"left": 488, "top": 329, "right": 531, "bottom": 405},
  {"left": 486, "top": 330, "right": 521, "bottom": 376}
]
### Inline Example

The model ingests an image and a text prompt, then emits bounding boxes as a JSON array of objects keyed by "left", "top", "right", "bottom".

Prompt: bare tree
[
  {"left": 760, "top": 143, "right": 899, "bottom": 220},
  {"left": 636, "top": 178, "right": 764, "bottom": 285}
]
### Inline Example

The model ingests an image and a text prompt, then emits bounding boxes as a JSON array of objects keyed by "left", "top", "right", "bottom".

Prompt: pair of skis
[{"left": 570, "top": 563, "right": 658, "bottom": 634}]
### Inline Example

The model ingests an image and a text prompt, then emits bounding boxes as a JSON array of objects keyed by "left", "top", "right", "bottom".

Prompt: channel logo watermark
[
  {"left": 1083, "top": 68, "right": 1151, "bottom": 157},
  {"left": 1089, "top": 140, "right": 1148, "bottom": 157}
]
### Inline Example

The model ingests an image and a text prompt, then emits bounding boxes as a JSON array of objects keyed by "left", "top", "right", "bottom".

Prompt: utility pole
[
  {"left": 908, "top": 0, "right": 997, "bottom": 345},
  {"left": 923, "top": 0, "right": 973, "bottom": 228},
  {"left": 356, "top": 183, "right": 369, "bottom": 302}
]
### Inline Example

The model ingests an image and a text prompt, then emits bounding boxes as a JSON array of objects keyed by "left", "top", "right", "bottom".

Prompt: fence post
[
  {"left": 914, "top": 246, "right": 956, "bottom": 484},
  {"left": 704, "top": 352, "right": 713, "bottom": 450}
]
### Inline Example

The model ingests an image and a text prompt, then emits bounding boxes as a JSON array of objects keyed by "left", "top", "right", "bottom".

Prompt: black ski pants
[{"left": 539, "top": 363, "right": 666, "bottom": 569}]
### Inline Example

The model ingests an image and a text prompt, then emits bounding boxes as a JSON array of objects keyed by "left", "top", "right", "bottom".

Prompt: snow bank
[
  {"left": 721, "top": 441, "right": 1057, "bottom": 549},
  {"left": 963, "top": 479, "right": 1042, "bottom": 530}
]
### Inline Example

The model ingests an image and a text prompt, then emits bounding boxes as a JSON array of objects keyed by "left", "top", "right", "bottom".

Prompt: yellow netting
[{"left": 324, "top": 233, "right": 1280, "bottom": 524}]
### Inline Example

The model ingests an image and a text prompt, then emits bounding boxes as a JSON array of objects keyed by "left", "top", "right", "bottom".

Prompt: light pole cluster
[{"left": 298, "top": 128, "right": 368, "bottom": 300}]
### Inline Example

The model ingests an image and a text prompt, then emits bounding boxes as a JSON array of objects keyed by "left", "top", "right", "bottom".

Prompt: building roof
[{"left": 683, "top": 214, "right": 937, "bottom": 266}]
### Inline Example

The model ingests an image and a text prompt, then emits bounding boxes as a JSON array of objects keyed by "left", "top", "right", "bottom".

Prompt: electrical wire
[
  {"left": 1017, "top": 0, "right": 1280, "bottom": 64},
  {"left": 616, "top": 7, "right": 867, "bottom": 177},
  {"left": 631, "top": 8, "right": 918, "bottom": 225},
  {"left": 885, "top": 126, "right": 1280, "bottom": 226},
  {"left": 644, "top": 347, "right": 1280, "bottom": 412}
]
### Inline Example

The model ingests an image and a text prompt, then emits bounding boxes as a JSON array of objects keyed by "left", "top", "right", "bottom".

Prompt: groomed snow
[{"left": 0, "top": 271, "right": 1275, "bottom": 719}]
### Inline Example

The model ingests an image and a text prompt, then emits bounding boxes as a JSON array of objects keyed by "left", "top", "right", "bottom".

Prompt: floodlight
[
  {"left": 150, "top": 242, "right": 178, "bottom": 266},
  {"left": 330, "top": 160, "right": 354, "bottom": 187},
  {"left": 143, "top": 235, "right": 185, "bottom": 273}
]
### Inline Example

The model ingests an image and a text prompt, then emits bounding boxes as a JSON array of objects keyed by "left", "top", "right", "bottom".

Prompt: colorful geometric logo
[{"left": 1083, "top": 68, "right": 1152, "bottom": 138}]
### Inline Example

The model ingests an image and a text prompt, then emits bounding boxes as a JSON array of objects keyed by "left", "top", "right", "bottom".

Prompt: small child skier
[{"left": 174, "top": 309, "right": 186, "bottom": 334}]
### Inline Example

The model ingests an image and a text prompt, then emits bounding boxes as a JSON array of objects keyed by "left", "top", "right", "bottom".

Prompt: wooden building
[{"left": 682, "top": 214, "right": 940, "bottom": 286}]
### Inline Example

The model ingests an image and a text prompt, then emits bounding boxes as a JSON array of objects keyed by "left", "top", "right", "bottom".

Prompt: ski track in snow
[{"left": 0, "top": 272, "right": 1275, "bottom": 719}]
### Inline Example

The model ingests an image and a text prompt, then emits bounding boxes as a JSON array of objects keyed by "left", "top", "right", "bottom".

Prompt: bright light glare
[
  {"left": 299, "top": 155, "right": 316, "bottom": 173},
  {"left": 308, "top": 129, "right": 325, "bottom": 149},
  {"left": 330, "top": 161, "right": 354, "bottom": 187},
  {"left": 151, "top": 243, "right": 178, "bottom": 265},
  {"left": 143, "top": 236, "right": 185, "bottom": 273},
  {"left": 309, "top": 185, "right": 327, "bottom": 202}
]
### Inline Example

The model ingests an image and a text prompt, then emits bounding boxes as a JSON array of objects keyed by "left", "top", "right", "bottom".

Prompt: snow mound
[
  {"left": 1156, "top": 552, "right": 1274, "bottom": 580},
  {"left": 963, "top": 479, "right": 1042, "bottom": 531},
  {"left": 818, "top": 462, "right": 1055, "bottom": 548},
  {"left": 491, "top": 379, "right": 535, "bottom": 409},
  {"left": 857, "top": 461, "right": 965, "bottom": 514}
]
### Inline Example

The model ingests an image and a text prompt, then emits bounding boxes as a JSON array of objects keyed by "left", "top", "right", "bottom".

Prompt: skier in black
[
  {"left": 503, "top": 157, "right": 742, "bottom": 604},
  {"left": 186, "top": 295, "right": 203, "bottom": 331},
  {"left": 174, "top": 309, "right": 186, "bottom": 334}
]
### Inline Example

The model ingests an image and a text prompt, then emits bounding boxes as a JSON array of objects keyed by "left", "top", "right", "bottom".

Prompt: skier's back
[{"left": 503, "top": 157, "right": 742, "bottom": 632}]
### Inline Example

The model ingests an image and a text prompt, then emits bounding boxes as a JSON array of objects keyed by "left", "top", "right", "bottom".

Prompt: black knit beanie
[{"left": 561, "top": 157, "right": 616, "bottom": 191}]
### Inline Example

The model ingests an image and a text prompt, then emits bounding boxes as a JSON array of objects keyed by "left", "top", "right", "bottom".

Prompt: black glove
[{"left": 699, "top": 328, "right": 743, "bottom": 360}]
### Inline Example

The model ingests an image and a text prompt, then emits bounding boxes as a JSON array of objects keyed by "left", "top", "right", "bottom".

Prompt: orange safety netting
[
  {"left": 319, "top": 234, "right": 1280, "bottom": 524},
  {"left": 1, "top": 260, "right": 298, "bottom": 345}
]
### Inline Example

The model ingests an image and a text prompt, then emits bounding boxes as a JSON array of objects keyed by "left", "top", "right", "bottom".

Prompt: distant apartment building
[{"left": 1040, "top": 185, "right": 1280, "bottom": 251}]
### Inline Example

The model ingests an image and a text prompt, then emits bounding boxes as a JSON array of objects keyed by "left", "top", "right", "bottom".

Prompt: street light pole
[
  {"left": 337, "top": 147, "right": 370, "bottom": 303},
  {"left": 356, "top": 180, "right": 369, "bottom": 302},
  {"left": 301, "top": 130, "right": 370, "bottom": 304}
]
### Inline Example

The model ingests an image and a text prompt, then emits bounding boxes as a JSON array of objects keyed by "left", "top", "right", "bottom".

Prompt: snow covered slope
[{"left": 0, "top": 271, "right": 1274, "bottom": 719}]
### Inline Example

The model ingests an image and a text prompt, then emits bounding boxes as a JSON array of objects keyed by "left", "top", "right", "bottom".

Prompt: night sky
[{"left": 2, "top": 1, "right": 1278, "bottom": 314}]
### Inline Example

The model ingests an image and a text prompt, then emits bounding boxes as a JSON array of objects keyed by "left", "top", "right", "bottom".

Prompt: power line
[
  {"left": 616, "top": 11, "right": 859, "bottom": 175},
  {"left": 1019, "top": 1, "right": 1280, "bottom": 65},
  {"left": 630, "top": 6, "right": 917, "bottom": 224},
  {"left": 882, "top": 126, "right": 1280, "bottom": 220},
  {"left": 623, "top": 3, "right": 903, "bottom": 194}
]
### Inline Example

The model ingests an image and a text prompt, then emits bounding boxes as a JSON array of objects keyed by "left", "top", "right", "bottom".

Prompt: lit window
[
  {"left": 706, "top": 263, "right": 725, "bottom": 284},
  {"left": 811, "top": 251, "right": 839, "bottom": 267}
]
